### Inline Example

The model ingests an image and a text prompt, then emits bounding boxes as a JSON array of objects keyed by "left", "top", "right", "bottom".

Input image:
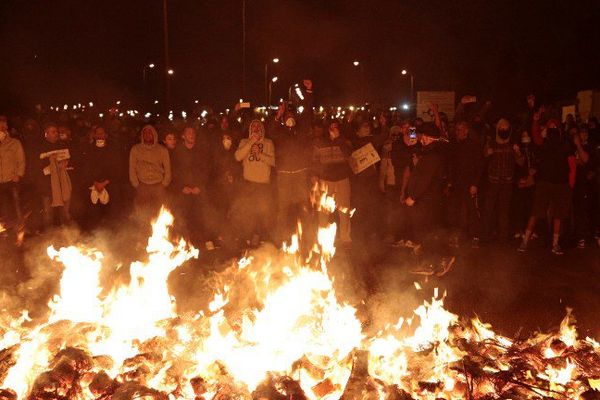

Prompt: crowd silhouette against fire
[{"left": 1, "top": 83, "right": 599, "bottom": 258}]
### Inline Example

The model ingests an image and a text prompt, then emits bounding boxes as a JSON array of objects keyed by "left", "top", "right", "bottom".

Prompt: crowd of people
[{"left": 1, "top": 82, "right": 599, "bottom": 257}]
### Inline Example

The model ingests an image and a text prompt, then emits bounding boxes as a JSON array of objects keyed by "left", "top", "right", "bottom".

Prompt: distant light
[
  {"left": 279, "top": 98, "right": 284, "bottom": 103},
  {"left": 201, "top": 110, "right": 208, "bottom": 118},
  {"left": 89, "top": 102, "right": 94, "bottom": 107},
  {"left": 63, "top": 104, "right": 68, "bottom": 110},
  {"left": 272, "top": 58, "right": 279, "bottom": 63},
  {"left": 353, "top": 61, "right": 360, "bottom": 66},
  {"left": 116, "top": 100, "right": 121, "bottom": 105},
  {"left": 145, "top": 112, "right": 152, "bottom": 118},
  {"left": 167, "top": 69, "right": 174, "bottom": 75},
  {"left": 402, "top": 103, "right": 410, "bottom": 110},
  {"left": 182, "top": 111, "right": 187, "bottom": 118},
  {"left": 349, "top": 106, "right": 355, "bottom": 111},
  {"left": 225, "top": 108, "right": 230, "bottom": 113},
  {"left": 337, "top": 106, "right": 342, "bottom": 111},
  {"left": 72, "top": 105, "right": 77, "bottom": 110},
  {"left": 154, "top": 100, "right": 159, "bottom": 104},
  {"left": 239, "top": 98, "right": 243, "bottom": 103},
  {"left": 389, "top": 107, "right": 397, "bottom": 111},
  {"left": 298, "top": 106, "right": 304, "bottom": 114},
  {"left": 401, "top": 69, "right": 408, "bottom": 75},
  {"left": 99, "top": 113, "right": 104, "bottom": 118},
  {"left": 319, "top": 106, "right": 324, "bottom": 112},
  {"left": 118, "top": 112, "right": 124, "bottom": 117},
  {"left": 294, "top": 86, "right": 304, "bottom": 100},
  {"left": 148, "top": 63, "right": 155, "bottom": 68},
  {"left": 271, "top": 76, "right": 278, "bottom": 83},
  {"left": 194, "top": 100, "right": 199, "bottom": 104}
]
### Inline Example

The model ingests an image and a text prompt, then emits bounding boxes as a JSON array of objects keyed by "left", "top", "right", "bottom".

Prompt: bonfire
[{"left": 0, "top": 189, "right": 599, "bottom": 400}]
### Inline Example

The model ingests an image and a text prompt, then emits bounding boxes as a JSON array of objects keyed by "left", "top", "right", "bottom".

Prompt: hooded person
[
  {"left": 129, "top": 124, "right": 171, "bottom": 214},
  {"left": 270, "top": 106, "right": 312, "bottom": 242},
  {"left": 231, "top": 119, "right": 275, "bottom": 245},
  {"left": 0, "top": 120, "right": 25, "bottom": 227},
  {"left": 481, "top": 118, "right": 524, "bottom": 242}
]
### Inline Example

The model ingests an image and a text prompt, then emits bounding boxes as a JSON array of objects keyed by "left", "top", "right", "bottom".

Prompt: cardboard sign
[
  {"left": 416, "top": 91, "right": 456, "bottom": 121},
  {"left": 350, "top": 142, "right": 381, "bottom": 174},
  {"left": 562, "top": 105, "right": 576, "bottom": 123}
]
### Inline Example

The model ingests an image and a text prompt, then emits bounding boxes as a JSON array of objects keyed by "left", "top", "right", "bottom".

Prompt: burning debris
[{"left": 0, "top": 204, "right": 599, "bottom": 400}]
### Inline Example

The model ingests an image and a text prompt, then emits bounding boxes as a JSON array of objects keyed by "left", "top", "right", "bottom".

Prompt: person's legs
[
  {"left": 497, "top": 182, "right": 513, "bottom": 240},
  {"left": 42, "top": 195, "right": 53, "bottom": 230},
  {"left": 482, "top": 182, "right": 499, "bottom": 241},
  {"left": 325, "top": 179, "right": 352, "bottom": 244}
]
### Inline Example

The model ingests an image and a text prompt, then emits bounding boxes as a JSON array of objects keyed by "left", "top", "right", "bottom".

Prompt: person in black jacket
[
  {"left": 404, "top": 123, "right": 445, "bottom": 251},
  {"left": 446, "top": 121, "right": 483, "bottom": 248},
  {"left": 81, "top": 126, "right": 119, "bottom": 231},
  {"left": 270, "top": 105, "right": 312, "bottom": 243},
  {"left": 171, "top": 125, "right": 213, "bottom": 248}
]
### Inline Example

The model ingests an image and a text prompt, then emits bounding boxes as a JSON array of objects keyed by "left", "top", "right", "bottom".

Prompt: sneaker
[
  {"left": 517, "top": 240, "right": 528, "bottom": 252},
  {"left": 471, "top": 237, "right": 480, "bottom": 249},
  {"left": 551, "top": 244, "right": 564, "bottom": 255},
  {"left": 577, "top": 239, "right": 585, "bottom": 249}
]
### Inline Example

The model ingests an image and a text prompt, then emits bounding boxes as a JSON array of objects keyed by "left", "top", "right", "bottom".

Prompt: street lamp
[
  {"left": 268, "top": 76, "right": 278, "bottom": 108},
  {"left": 353, "top": 61, "right": 365, "bottom": 104},
  {"left": 264, "top": 58, "right": 279, "bottom": 106},
  {"left": 401, "top": 69, "right": 415, "bottom": 106},
  {"left": 167, "top": 68, "right": 174, "bottom": 75}
]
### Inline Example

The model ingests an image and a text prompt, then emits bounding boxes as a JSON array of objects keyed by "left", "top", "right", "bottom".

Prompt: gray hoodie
[
  {"left": 129, "top": 125, "right": 171, "bottom": 187},
  {"left": 235, "top": 120, "right": 275, "bottom": 184}
]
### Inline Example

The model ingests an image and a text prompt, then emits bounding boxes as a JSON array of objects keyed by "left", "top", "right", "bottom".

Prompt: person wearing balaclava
[
  {"left": 82, "top": 126, "right": 117, "bottom": 231},
  {"left": 269, "top": 104, "right": 312, "bottom": 243},
  {"left": 518, "top": 119, "right": 589, "bottom": 255},
  {"left": 481, "top": 118, "right": 524, "bottom": 243},
  {"left": 232, "top": 119, "right": 275, "bottom": 246},
  {"left": 129, "top": 124, "right": 171, "bottom": 216},
  {"left": 0, "top": 119, "right": 25, "bottom": 229}
]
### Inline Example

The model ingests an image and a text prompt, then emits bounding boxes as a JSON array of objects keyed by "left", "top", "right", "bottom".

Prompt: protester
[
  {"left": 232, "top": 119, "right": 275, "bottom": 246},
  {"left": 0, "top": 120, "right": 25, "bottom": 230},
  {"left": 35, "top": 123, "right": 73, "bottom": 230},
  {"left": 81, "top": 126, "right": 117, "bottom": 231},
  {"left": 129, "top": 124, "right": 171, "bottom": 214},
  {"left": 270, "top": 105, "right": 311, "bottom": 243},
  {"left": 171, "top": 125, "right": 213, "bottom": 249},
  {"left": 482, "top": 118, "right": 524, "bottom": 242},
  {"left": 311, "top": 120, "right": 353, "bottom": 246},
  {"left": 447, "top": 121, "right": 483, "bottom": 248},
  {"left": 518, "top": 119, "right": 588, "bottom": 254}
]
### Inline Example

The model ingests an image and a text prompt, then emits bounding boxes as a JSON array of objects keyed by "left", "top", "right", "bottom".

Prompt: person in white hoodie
[{"left": 232, "top": 119, "right": 275, "bottom": 245}]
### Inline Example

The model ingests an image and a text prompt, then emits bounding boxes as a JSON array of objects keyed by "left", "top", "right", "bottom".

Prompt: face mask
[
  {"left": 285, "top": 118, "right": 296, "bottom": 128},
  {"left": 0, "top": 131, "right": 7, "bottom": 142},
  {"left": 95, "top": 139, "right": 106, "bottom": 148},
  {"left": 498, "top": 129, "right": 511, "bottom": 140},
  {"left": 59, "top": 133, "right": 68, "bottom": 141},
  {"left": 521, "top": 136, "right": 531, "bottom": 144},
  {"left": 222, "top": 138, "right": 232, "bottom": 150}
]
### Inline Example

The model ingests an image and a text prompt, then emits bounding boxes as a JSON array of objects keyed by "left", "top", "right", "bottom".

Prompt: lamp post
[
  {"left": 268, "top": 76, "right": 278, "bottom": 108},
  {"left": 401, "top": 69, "right": 415, "bottom": 106},
  {"left": 264, "top": 58, "right": 279, "bottom": 106},
  {"left": 353, "top": 60, "right": 365, "bottom": 104}
]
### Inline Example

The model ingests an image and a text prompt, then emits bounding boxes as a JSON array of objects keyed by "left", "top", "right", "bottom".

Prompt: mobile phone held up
[{"left": 409, "top": 127, "right": 417, "bottom": 140}]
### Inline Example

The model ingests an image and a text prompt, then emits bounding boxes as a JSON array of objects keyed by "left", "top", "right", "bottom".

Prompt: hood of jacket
[
  {"left": 248, "top": 119, "right": 265, "bottom": 140},
  {"left": 140, "top": 125, "right": 159, "bottom": 146}
]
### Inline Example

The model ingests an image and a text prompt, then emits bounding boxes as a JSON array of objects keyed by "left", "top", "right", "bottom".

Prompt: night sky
[{"left": 1, "top": 0, "right": 599, "bottom": 112}]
